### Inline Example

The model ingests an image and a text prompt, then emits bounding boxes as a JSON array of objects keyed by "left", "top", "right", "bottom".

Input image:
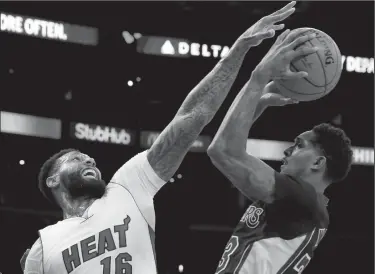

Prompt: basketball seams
[
  {"left": 290, "top": 62, "right": 325, "bottom": 89},
  {"left": 275, "top": 80, "right": 324, "bottom": 97},
  {"left": 290, "top": 30, "right": 339, "bottom": 90},
  {"left": 306, "top": 39, "right": 327, "bottom": 92},
  {"left": 324, "top": 38, "right": 341, "bottom": 87},
  {"left": 275, "top": 29, "right": 342, "bottom": 100},
  {"left": 278, "top": 50, "right": 325, "bottom": 96},
  {"left": 325, "top": 39, "right": 342, "bottom": 93},
  {"left": 293, "top": 29, "right": 327, "bottom": 89},
  {"left": 306, "top": 33, "right": 341, "bottom": 89},
  {"left": 276, "top": 29, "right": 327, "bottom": 95},
  {"left": 299, "top": 29, "right": 340, "bottom": 84}
]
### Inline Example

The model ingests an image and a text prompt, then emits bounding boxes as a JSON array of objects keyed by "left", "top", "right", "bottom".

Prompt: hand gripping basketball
[
  {"left": 260, "top": 81, "right": 299, "bottom": 106},
  {"left": 256, "top": 28, "right": 319, "bottom": 81},
  {"left": 234, "top": 1, "right": 296, "bottom": 48}
]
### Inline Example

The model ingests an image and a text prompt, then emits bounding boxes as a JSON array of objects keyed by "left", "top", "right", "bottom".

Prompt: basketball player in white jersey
[
  {"left": 21, "top": 2, "right": 300, "bottom": 273},
  {"left": 207, "top": 28, "right": 353, "bottom": 273}
]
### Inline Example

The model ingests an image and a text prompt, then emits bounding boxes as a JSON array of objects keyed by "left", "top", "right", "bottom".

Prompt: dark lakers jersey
[{"left": 215, "top": 172, "right": 329, "bottom": 274}]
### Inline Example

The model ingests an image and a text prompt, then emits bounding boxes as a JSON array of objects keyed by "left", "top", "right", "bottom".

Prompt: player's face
[
  {"left": 280, "top": 130, "right": 324, "bottom": 178},
  {"left": 54, "top": 151, "right": 106, "bottom": 199}
]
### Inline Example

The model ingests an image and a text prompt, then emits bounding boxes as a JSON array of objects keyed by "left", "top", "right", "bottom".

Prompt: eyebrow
[
  {"left": 68, "top": 152, "right": 81, "bottom": 158},
  {"left": 295, "top": 137, "right": 310, "bottom": 146},
  {"left": 62, "top": 152, "right": 83, "bottom": 162},
  {"left": 71, "top": 153, "right": 95, "bottom": 163}
]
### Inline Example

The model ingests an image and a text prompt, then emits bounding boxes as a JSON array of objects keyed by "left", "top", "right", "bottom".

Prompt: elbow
[
  {"left": 207, "top": 143, "right": 227, "bottom": 159},
  {"left": 207, "top": 145, "right": 228, "bottom": 171},
  {"left": 207, "top": 146, "right": 218, "bottom": 158},
  {"left": 208, "top": 146, "right": 248, "bottom": 167}
]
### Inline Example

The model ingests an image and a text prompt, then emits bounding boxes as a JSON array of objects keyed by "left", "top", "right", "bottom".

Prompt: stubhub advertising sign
[{"left": 70, "top": 122, "right": 135, "bottom": 146}]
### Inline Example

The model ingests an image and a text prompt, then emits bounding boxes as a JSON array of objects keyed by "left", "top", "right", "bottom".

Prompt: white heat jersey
[{"left": 25, "top": 150, "right": 165, "bottom": 274}]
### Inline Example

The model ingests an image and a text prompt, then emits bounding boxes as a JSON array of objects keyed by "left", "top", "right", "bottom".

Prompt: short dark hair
[
  {"left": 312, "top": 123, "right": 353, "bottom": 183},
  {"left": 38, "top": 148, "right": 78, "bottom": 205}
]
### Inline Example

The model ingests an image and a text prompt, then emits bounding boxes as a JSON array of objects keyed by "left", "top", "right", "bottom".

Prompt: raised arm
[
  {"left": 207, "top": 28, "right": 318, "bottom": 203},
  {"left": 147, "top": 2, "right": 298, "bottom": 182}
]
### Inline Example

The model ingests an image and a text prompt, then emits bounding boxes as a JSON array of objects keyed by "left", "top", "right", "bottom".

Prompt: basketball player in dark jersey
[{"left": 207, "top": 29, "right": 353, "bottom": 274}]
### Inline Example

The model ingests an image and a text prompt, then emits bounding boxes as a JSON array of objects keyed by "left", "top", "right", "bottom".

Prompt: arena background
[{"left": 0, "top": 1, "right": 373, "bottom": 274}]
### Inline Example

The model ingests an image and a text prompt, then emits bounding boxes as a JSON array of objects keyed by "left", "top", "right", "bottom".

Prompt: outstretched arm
[
  {"left": 208, "top": 28, "right": 318, "bottom": 203},
  {"left": 147, "top": 42, "right": 252, "bottom": 182},
  {"left": 208, "top": 72, "right": 275, "bottom": 202},
  {"left": 147, "top": 2, "right": 297, "bottom": 182}
]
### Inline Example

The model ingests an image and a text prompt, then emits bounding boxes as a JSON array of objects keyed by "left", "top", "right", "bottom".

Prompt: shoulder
[
  {"left": 112, "top": 151, "right": 148, "bottom": 178},
  {"left": 273, "top": 172, "right": 318, "bottom": 202},
  {"left": 23, "top": 238, "right": 43, "bottom": 273},
  {"left": 27, "top": 238, "right": 43, "bottom": 261},
  {"left": 31, "top": 237, "right": 42, "bottom": 250},
  {"left": 110, "top": 150, "right": 165, "bottom": 196},
  {"left": 111, "top": 150, "right": 162, "bottom": 182},
  {"left": 273, "top": 173, "right": 329, "bottom": 226},
  {"left": 110, "top": 151, "right": 152, "bottom": 186}
]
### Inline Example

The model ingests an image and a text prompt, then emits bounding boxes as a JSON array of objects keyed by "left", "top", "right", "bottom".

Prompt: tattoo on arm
[
  {"left": 147, "top": 114, "right": 205, "bottom": 181},
  {"left": 177, "top": 43, "right": 251, "bottom": 118},
  {"left": 147, "top": 42, "right": 253, "bottom": 182}
]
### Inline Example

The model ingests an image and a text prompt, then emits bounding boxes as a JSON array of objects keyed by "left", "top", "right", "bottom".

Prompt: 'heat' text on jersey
[{"left": 62, "top": 216, "right": 131, "bottom": 273}]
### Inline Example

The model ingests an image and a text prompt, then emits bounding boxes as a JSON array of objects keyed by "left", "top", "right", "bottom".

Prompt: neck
[
  {"left": 58, "top": 193, "right": 96, "bottom": 219},
  {"left": 312, "top": 183, "right": 327, "bottom": 194},
  {"left": 300, "top": 173, "right": 328, "bottom": 194}
]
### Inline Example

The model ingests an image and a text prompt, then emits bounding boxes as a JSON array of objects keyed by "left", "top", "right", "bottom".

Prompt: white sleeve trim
[
  {"left": 109, "top": 150, "right": 167, "bottom": 230},
  {"left": 140, "top": 150, "right": 167, "bottom": 197},
  {"left": 24, "top": 238, "right": 43, "bottom": 274}
]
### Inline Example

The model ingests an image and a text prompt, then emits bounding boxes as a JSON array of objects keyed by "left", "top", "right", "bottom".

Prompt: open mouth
[
  {"left": 81, "top": 168, "right": 97, "bottom": 179},
  {"left": 281, "top": 159, "right": 288, "bottom": 166}
]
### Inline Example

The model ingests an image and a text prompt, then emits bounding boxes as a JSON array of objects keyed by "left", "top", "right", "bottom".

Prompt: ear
[
  {"left": 311, "top": 156, "right": 326, "bottom": 171},
  {"left": 46, "top": 175, "right": 60, "bottom": 188}
]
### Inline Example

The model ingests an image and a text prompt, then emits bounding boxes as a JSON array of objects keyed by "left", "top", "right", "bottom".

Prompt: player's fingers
[
  {"left": 269, "top": 1, "right": 296, "bottom": 17},
  {"left": 283, "top": 33, "right": 316, "bottom": 52},
  {"left": 287, "top": 46, "right": 319, "bottom": 60},
  {"left": 253, "top": 29, "right": 276, "bottom": 44},
  {"left": 273, "top": 24, "right": 285, "bottom": 32},
  {"left": 266, "top": 7, "right": 295, "bottom": 24},
  {"left": 282, "top": 98, "right": 299, "bottom": 104},
  {"left": 275, "top": 29, "right": 291, "bottom": 45},
  {"left": 284, "top": 70, "right": 309, "bottom": 79},
  {"left": 281, "top": 28, "right": 313, "bottom": 46}
]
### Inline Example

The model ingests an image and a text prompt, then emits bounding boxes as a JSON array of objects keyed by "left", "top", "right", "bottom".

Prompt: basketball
[{"left": 274, "top": 28, "right": 343, "bottom": 101}]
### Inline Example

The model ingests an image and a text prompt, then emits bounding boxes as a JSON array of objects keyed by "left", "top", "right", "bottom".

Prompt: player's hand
[
  {"left": 20, "top": 248, "right": 30, "bottom": 271},
  {"left": 255, "top": 28, "right": 319, "bottom": 81},
  {"left": 260, "top": 81, "right": 299, "bottom": 106},
  {"left": 234, "top": 1, "right": 296, "bottom": 48}
]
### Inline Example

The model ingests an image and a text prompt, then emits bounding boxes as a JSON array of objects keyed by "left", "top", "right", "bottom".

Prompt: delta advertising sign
[{"left": 134, "top": 34, "right": 373, "bottom": 74}]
